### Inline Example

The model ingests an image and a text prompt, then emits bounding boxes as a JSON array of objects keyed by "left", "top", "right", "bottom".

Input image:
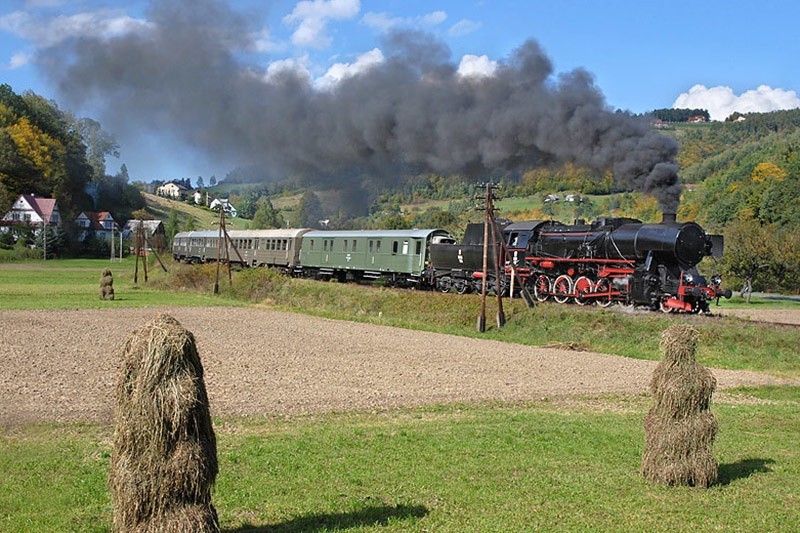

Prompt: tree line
[{"left": 0, "top": 84, "right": 144, "bottom": 257}]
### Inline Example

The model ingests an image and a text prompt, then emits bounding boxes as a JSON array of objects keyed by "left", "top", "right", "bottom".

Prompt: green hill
[{"left": 143, "top": 193, "right": 250, "bottom": 231}]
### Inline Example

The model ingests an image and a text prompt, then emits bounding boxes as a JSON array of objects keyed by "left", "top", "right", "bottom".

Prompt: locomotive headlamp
[
  {"left": 711, "top": 274, "right": 722, "bottom": 286},
  {"left": 683, "top": 272, "right": 694, "bottom": 284}
]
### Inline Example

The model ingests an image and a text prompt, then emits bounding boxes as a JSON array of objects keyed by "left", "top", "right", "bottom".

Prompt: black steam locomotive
[{"left": 430, "top": 214, "right": 731, "bottom": 313}]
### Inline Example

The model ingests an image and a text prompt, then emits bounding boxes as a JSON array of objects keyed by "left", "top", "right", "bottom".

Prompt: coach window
[
  {"left": 343, "top": 239, "right": 348, "bottom": 251},
  {"left": 352, "top": 240, "right": 357, "bottom": 252},
  {"left": 392, "top": 241, "right": 398, "bottom": 255},
  {"left": 402, "top": 240, "right": 409, "bottom": 255},
  {"left": 376, "top": 240, "right": 381, "bottom": 253},
  {"left": 369, "top": 240, "right": 373, "bottom": 253},
  {"left": 323, "top": 240, "right": 328, "bottom": 251},
  {"left": 415, "top": 240, "right": 422, "bottom": 255}
]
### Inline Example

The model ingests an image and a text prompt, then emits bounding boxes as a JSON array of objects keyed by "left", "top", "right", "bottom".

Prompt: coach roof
[{"left": 302, "top": 229, "right": 447, "bottom": 239}]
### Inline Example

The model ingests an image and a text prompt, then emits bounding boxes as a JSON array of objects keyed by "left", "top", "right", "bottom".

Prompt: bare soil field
[
  {"left": 716, "top": 307, "right": 800, "bottom": 326},
  {"left": 1, "top": 307, "right": 796, "bottom": 426}
]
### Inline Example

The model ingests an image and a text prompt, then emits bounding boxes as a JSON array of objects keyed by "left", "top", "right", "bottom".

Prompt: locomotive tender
[{"left": 172, "top": 213, "right": 729, "bottom": 313}]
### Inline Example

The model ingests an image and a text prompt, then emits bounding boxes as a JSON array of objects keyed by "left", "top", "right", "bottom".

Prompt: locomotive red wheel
[
  {"left": 553, "top": 274, "right": 573, "bottom": 304},
  {"left": 573, "top": 276, "right": 593, "bottom": 305},
  {"left": 659, "top": 298, "right": 677, "bottom": 313},
  {"left": 595, "top": 278, "right": 614, "bottom": 308},
  {"left": 532, "top": 274, "right": 551, "bottom": 301}
]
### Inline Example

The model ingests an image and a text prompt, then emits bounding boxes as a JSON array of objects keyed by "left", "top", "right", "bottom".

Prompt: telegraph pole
[{"left": 477, "top": 182, "right": 505, "bottom": 331}]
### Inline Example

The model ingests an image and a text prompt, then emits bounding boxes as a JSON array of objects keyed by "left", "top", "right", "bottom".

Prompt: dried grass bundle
[
  {"left": 642, "top": 324, "right": 718, "bottom": 487},
  {"left": 109, "top": 313, "right": 218, "bottom": 532},
  {"left": 100, "top": 269, "right": 115, "bottom": 300}
]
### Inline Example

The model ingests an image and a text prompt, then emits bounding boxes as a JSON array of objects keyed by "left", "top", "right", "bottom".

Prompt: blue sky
[{"left": 1, "top": 0, "right": 799, "bottom": 182}]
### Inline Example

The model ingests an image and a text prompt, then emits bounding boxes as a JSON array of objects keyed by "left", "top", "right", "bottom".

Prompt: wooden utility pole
[
  {"left": 477, "top": 183, "right": 505, "bottom": 331},
  {"left": 491, "top": 205, "right": 505, "bottom": 328},
  {"left": 213, "top": 208, "right": 224, "bottom": 294},
  {"left": 478, "top": 183, "right": 490, "bottom": 332},
  {"left": 212, "top": 208, "right": 244, "bottom": 293},
  {"left": 133, "top": 221, "right": 149, "bottom": 283}
]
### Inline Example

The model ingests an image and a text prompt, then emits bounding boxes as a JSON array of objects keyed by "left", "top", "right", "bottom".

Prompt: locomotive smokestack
[{"left": 661, "top": 213, "right": 677, "bottom": 224}]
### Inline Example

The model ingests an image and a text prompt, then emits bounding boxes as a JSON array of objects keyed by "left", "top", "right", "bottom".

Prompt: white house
[
  {"left": 193, "top": 190, "right": 208, "bottom": 205},
  {"left": 156, "top": 182, "right": 188, "bottom": 199},
  {"left": 209, "top": 198, "right": 238, "bottom": 218},
  {"left": 1, "top": 194, "right": 61, "bottom": 234},
  {"left": 75, "top": 211, "right": 119, "bottom": 241}
]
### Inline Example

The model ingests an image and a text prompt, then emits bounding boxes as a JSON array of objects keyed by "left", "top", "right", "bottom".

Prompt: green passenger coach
[{"left": 299, "top": 229, "right": 454, "bottom": 286}]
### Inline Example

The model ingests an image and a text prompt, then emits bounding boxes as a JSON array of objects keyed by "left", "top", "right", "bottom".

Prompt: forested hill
[{"left": 669, "top": 109, "right": 800, "bottom": 232}]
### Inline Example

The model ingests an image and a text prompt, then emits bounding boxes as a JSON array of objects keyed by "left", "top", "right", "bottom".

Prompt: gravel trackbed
[{"left": 0, "top": 307, "right": 793, "bottom": 425}]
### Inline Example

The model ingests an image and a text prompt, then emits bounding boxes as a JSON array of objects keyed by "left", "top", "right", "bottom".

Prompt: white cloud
[
  {"left": 250, "top": 28, "right": 283, "bottom": 53},
  {"left": 361, "top": 10, "right": 447, "bottom": 31},
  {"left": 0, "top": 9, "right": 152, "bottom": 49},
  {"left": 283, "top": 0, "right": 360, "bottom": 49},
  {"left": 264, "top": 55, "right": 313, "bottom": 83},
  {"left": 314, "top": 47, "right": 384, "bottom": 90},
  {"left": 8, "top": 51, "right": 31, "bottom": 69},
  {"left": 419, "top": 11, "right": 447, "bottom": 26},
  {"left": 674, "top": 84, "right": 800, "bottom": 121},
  {"left": 457, "top": 54, "right": 497, "bottom": 78},
  {"left": 448, "top": 19, "right": 482, "bottom": 37}
]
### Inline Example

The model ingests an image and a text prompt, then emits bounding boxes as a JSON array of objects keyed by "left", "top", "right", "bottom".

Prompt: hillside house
[
  {"left": 75, "top": 211, "right": 119, "bottom": 242},
  {"left": 123, "top": 219, "right": 167, "bottom": 252},
  {"left": 209, "top": 198, "right": 238, "bottom": 218},
  {"left": 193, "top": 190, "right": 209, "bottom": 206},
  {"left": 1, "top": 194, "right": 61, "bottom": 235},
  {"left": 156, "top": 181, "right": 188, "bottom": 199}
]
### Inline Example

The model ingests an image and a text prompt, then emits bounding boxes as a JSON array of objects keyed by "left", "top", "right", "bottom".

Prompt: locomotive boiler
[{"left": 431, "top": 213, "right": 731, "bottom": 313}]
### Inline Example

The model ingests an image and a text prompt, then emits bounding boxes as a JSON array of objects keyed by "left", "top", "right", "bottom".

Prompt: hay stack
[
  {"left": 109, "top": 313, "right": 219, "bottom": 532},
  {"left": 642, "top": 324, "right": 718, "bottom": 487},
  {"left": 100, "top": 268, "right": 115, "bottom": 300}
]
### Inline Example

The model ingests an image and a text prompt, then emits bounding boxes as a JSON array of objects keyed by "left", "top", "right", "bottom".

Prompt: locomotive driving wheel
[
  {"left": 594, "top": 278, "right": 614, "bottom": 308},
  {"left": 532, "top": 274, "right": 551, "bottom": 301},
  {"left": 659, "top": 297, "right": 677, "bottom": 313},
  {"left": 573, "top": 276, "right": 594, "bottom": 305},
  {"left": 553, "top": 274, "right": 573, "bottom": 304}
]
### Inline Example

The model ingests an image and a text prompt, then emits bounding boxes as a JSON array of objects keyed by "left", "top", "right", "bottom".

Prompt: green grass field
[
  {"left": 0, "top": 258, "right": 242, "bottom": 309},
  {"left": 2, "top": 387, "right": 799, "bottom": 532},
  {"left": 1, "top": 260, "right": 799, "bottom": 531}
]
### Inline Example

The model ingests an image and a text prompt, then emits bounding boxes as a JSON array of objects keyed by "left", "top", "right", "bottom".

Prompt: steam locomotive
[
  {"left": 173, "top": 214, "right": 730, "bottom": 313},
  {"left": 430, "top": 213, "right": 731, "bottom": 313}
]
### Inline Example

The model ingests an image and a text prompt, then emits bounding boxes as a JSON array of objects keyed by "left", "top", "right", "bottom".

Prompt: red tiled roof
[
  {"left": 78, "top": 211, "right": 118, "bottom": 231},
  {"left": 22, "top": 194, "right": 58, "bottom": 223}
]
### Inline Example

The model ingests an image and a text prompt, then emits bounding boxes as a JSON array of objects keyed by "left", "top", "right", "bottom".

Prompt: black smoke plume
[{"left": 37, "top": 0, "right": 682, "bottom": 213}]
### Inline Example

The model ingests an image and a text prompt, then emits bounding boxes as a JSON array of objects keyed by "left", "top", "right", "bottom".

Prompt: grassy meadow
[
  {"left": 1, "top": 259, "right": 799, "bottom": 531},
  {"left": 2, "top": 388, "right": 799, "bottom": 532}
]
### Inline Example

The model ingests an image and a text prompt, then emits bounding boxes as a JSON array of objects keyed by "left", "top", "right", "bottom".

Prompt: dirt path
[{"left": 0, "top": 307, "right": 794, "bottom": 426}]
